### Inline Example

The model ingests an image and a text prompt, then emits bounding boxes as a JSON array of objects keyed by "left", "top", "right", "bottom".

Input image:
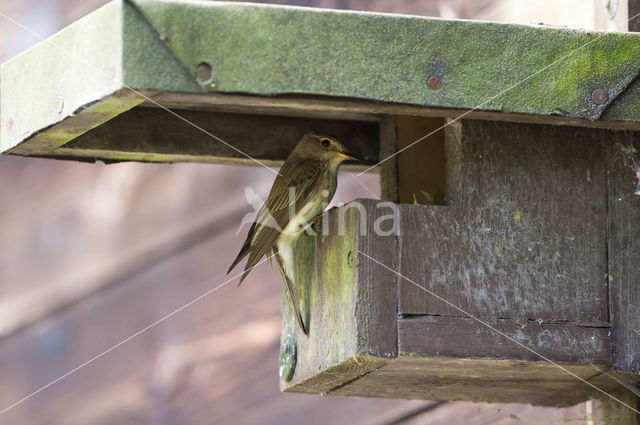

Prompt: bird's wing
[{"left": 237, "top": 158, "right": 324, "bottom": 284}]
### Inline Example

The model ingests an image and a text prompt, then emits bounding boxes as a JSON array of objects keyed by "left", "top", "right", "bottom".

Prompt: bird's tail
[{"left": 275, "top": 249, "right": 308, "bottom": 335}]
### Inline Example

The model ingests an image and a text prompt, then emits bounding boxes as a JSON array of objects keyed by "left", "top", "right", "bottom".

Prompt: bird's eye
[{"left": 321, "top": 139, "right": 330, "bottom": 147}]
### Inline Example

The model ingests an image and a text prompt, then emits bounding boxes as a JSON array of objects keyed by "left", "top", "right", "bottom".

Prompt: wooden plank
[
  {"left": 597, "top": 389, "right": 639, "bottom": 425},
  {"left": 329, "top": 356, "right": 607, "bottom": 406},
  {"left": 399, "top": 120, "right": 610, "bottom": 323},
  {"left": 57, "top": 107, "right": 380, "bottom": 166},
  {"left": 631, "top": 0, "right": 640, "bottom": 32},
  {"left": 0, "top": 0, "right": 125, "bottom": 153},
  {"left": 281, "top": 199, "right": 397, "bottom": 393},
  {"left": 606, "top": 136, "right": 640, "bottom": 375},
  {"left": 131, "top": 0, "right": 640, "bottom": 123},
  {"left": 8, "top": 89, "right": 640, "bottom": 163},
  {"left": 6, "top": 90, "right": 147, "bottom": 156},
  {"left": 148, "top": 92, "right": 640, "bottom": 132},
  {"left": 354, "top": 199, "right": 399, "bottom": 358},
  {"left": 6, "top": 1, "right": 640, "bottom": 163},
  {"left": 378, "top": 117, "right": 398, "bottom": 202},
  {"left": 399, "top": 316, "right": 611, "bottom": 364}
]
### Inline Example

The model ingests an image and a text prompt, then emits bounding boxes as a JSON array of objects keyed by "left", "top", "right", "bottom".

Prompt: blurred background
[{"left": 0, "top": 1, "right": 629, "bottom": 424}]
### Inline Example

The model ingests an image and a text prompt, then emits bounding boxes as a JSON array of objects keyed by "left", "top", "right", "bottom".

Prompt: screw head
[
  {"left": 426, "top": 75, "right": 442, "bottom": 90},
  {"left": 196, "top": 62, "right": 212, "bottom": 83},
  {"left": 591, "top": 88, "right": 608, "bottom": 105},
  {"left": 279, "top": 334, "right": 297, "bottom": 382}
]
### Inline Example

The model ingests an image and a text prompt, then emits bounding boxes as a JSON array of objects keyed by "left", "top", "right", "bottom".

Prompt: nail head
[
  {"left": 426, "top": 75, "right": 442, "bottom": 90},
  {"left": 591, "top": 88, "right": 608, "bottom": 105}
]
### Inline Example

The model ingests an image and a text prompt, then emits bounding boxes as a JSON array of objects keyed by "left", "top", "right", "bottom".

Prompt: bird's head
[{"left": 294, "top": 133, "right": 359, "bottom": 163}]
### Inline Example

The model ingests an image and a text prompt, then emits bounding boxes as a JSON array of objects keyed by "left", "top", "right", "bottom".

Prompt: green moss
[
  {"left": 512, "top": 209, "right": 522, "bottom": 224},
  {"left": 122, "top": 1, "right": 200, "bottom": 92},
  {"left": 128, "top": 0, "right": 640, "bottom": 121}
]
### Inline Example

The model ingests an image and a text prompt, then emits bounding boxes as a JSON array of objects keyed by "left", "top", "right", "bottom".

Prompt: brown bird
[{"left": 227, "top": 133, "right": 357, "bottom": 335}]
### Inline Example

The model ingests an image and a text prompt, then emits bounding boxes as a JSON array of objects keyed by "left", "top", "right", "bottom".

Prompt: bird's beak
[{"left": 337, "top": 150, "right": 360, "bottom": 162}]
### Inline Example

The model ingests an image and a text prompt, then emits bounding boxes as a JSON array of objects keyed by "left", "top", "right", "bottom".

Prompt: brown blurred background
[{"left": 0, "top": 1, "right": 619, "bottom": 424}]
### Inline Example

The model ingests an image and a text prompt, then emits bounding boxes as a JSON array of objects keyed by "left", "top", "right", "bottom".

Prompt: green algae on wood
[
  {"left": 281, "top": 200, "right": 397, "bottom": 393},
  {"left": 0, "top": 0, "right": 126, "bottom": 153},
  {"left": 130, "top": 0, "right": 640, "bottom": 123},
  {"left": 4, "top": 0, "right": 640, "bottom": 160}
]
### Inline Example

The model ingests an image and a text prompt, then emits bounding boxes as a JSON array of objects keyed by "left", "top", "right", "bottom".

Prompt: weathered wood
[
  {"left": 5, "top": 90, "right": 147, "bottom": 157},
  {"left": 5, "top": 0, "right": 640, "bottom": 163},
  {"left": 354, "top": 200, "right": 399, "bottom": 358},
  {"left": 631, "top": 0, "right": 640, "bottom": 32},
  {"left": 15, "top": 90, "right": 640, "bottom": 165},
  {"left": 329, "top": 356, "right": 607, "bottom": 406},
  {"left": 147, "top": 91, "right": 640, "bottom": 132},
  {"left": 378, "top": 117, "right": 398, "bottom": 202},
  {"left": 130, "top": 0, "right": 640, "bottom": 123},
  {"left": 281, "top": 199, "right": 397, "bottom": 393},
  {"left": 58, "top": 107, "right": 380, "bottom": 165},
  {"left": 606, "top": 135, "right": 640, "bottom": 375},
  {"left": 597, "top": 389, "right": 639, "bottom": 425},
  {"left": 400, "top": 120, "right": 610, "bottom": 323},
  {"left": 399, "top": 316, "right": 611, "bottom": 364},
  {"left": 0, "top": 1, "right": 128, "bottom": 153}
]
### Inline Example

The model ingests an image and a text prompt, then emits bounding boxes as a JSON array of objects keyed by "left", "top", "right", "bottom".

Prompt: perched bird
[{"left": 228, "top": 132, "right": 357, "bottom": 335}]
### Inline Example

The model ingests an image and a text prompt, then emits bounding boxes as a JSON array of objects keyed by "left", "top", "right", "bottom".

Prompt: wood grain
[
  {"left": 354, "top": 199, "right": 398, "bottom": 358},
  {"left": 148, "top": 91, "right": 640, "bottom": 133},
  {"left": 399, "top": 316, "right": 610, "bottom": 364},
  {"left": 378, "top": 117, "right": 398, "bottom": 202},
  {"left": 61, "top": 107, "right": 380, "bottom": 166},
  {"left": 400, "top": 120, "right": 610, "bottom": 324},
  {"left": 330, "top": 356, "right": 606, "bottom": 406},
  {"left": 606, "top": 134, "right": 640, "bottom": 375},
  {"left": 281, "top": 199, "right": 398, "bottom": 393}
]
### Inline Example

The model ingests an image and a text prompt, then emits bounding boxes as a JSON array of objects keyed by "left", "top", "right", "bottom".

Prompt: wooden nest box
[{"left": 2, "top": 0, "right": 639, "bottom": 411}]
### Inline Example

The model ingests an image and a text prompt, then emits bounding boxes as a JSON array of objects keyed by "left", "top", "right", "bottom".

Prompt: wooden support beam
[{"left": 52, "top": 107, "right": 380, "bottom": 167}]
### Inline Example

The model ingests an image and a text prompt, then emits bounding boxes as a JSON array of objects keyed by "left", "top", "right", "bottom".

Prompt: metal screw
[
  {"left": 591, "top": 88, "right": 608, "bottom": 105},
  {"left": 279, "top": 335, "right": 297, "bottom": 382},
  {"left": 196, "top": 62, "right": 212, "bottom": 83},
  {"left": 56, "top": 96, "right": 64, "bottom": 113},
  {"left": 426, "top": 74, "right": 442, "bottom": 90}
]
